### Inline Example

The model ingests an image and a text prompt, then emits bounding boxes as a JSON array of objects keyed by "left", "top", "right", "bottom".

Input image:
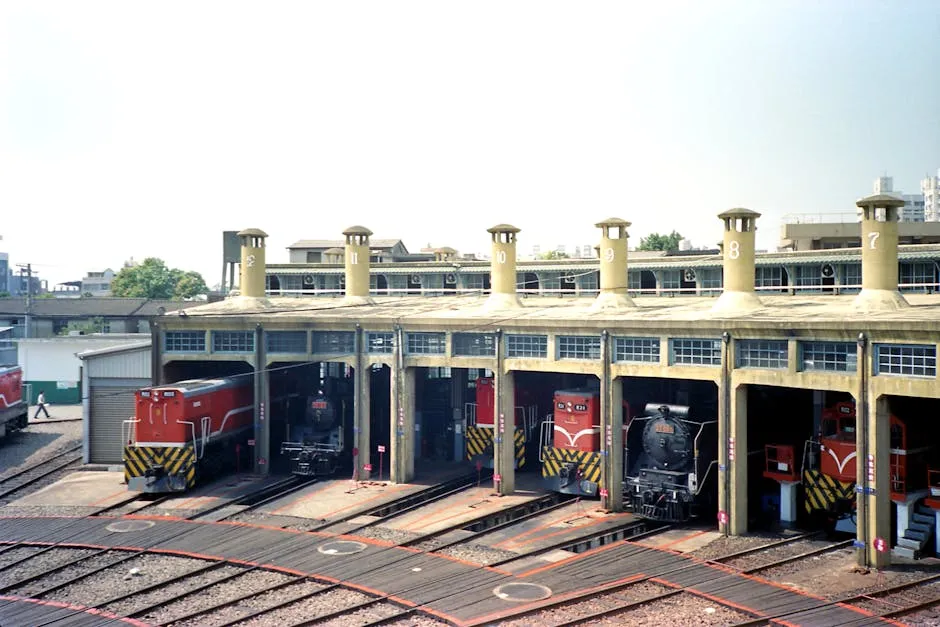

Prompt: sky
[{"left": 2, "top": 0, "right": 939, "bottom": 289}]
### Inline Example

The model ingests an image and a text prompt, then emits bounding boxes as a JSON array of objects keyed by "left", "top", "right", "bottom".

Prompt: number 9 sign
[{"left": 604, "top": 247, "right": 615, "bottom": 262}]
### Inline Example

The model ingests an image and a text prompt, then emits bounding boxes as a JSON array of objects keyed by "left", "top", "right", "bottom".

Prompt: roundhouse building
[{"left": 154, "top": 204, "right": 940, "bottom": 570}]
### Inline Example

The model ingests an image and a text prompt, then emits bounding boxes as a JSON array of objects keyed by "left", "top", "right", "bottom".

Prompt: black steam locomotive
[
  {"left": 624, "top": 404, "right": 718, "bottom": 522},
  {"left": 280, "top": 389, "right": 350, "bottom": 477}
]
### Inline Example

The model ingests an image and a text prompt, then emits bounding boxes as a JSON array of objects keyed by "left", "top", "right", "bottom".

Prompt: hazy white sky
[{"left": 2, "top": 1, "right": 939, "bottom": 288}]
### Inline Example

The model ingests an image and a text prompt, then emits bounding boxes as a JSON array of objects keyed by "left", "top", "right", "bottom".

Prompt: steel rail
[{"left": 0, "top": 447, "right": 83, "bottom": 501}]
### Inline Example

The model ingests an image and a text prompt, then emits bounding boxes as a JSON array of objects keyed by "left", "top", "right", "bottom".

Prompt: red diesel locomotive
[
  {"left": 0, "top": 365, "right": 29, "bottom": 437},
  {"left": 539, "top": 388, "right": 605, "bottom": 496},
  {"left": 464, "top": 377, "right": 539, "bottom": 469},
  {"left": 123, "top": 377, "right": 253, "bottom": 492}
]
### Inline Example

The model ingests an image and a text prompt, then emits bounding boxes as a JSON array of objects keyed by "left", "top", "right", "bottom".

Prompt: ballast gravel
[
  {"left": 102, "top": 564, "right": 247, "bottom": 616},
  {"left": 0, "top": 420, "right": 82, "bottom": 481},
  {"left": 498, "top": 581, "right": 674, "bottom": 627},
  {"left": 0, "top": 546, "right": 44, "bottom": 569},
  {"left": 436, "top": 541, "right": 519, "bottom": 565},
  {"left": 234, "top": 587, "right": 372, "bottom": 626},
  {"left": 43, "top": 553, "right": 210, "bottom": 605},
  {"left": 721, "top": 537, "right": 836, "bottom": 571},
  {"left": 168, "top": 578, "right": 322, "bottom": 627},
  {"left": 145, "top": 569, "right": 295, "bottom": 625},
  {"left": 9, "top": 550, "right": 133, "bottom": 597},
  {"left": 314, "top": 601, "right": 405, "bottom": 627},
  {"left": 382, "top": 616, "right": 449, "bottom": 626},
  {"left": 688, "top": 531, "right": 793, "bottom": 561},
  {"left": 352, "top": 525, "right": 421, "bottom": 544},
  {"left": 0, "top": 547, "right": 98, "bottom": 586}
]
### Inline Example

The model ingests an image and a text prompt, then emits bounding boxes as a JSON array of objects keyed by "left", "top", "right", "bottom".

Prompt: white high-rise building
[
  {"left": 865, "top": 175, "right": 925, "bottom": 222},
  {"left": 921, "top": 169, "right": 940, "bottom": 222}
]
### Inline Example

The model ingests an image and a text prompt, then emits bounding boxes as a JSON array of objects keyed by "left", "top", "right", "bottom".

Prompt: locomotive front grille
[{"left": 124, "top": 445, "right": 196, "bottom": 492}]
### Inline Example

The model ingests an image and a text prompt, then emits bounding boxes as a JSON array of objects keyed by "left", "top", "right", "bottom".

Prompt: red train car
[
  {"left": 551, "top": 389, "right": 601, "bottom": 453},
  {"left": 464, "top": 377, "right": 539, "bottom": 469},
  {"left": 0, "top": 365, "right": 29, "bottom": 437},
  {"left": 123, "top": 377, "right": 253, "bottom": 493}
]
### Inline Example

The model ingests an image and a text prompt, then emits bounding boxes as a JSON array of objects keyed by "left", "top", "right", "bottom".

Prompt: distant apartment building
[
  {"left": 922, "top": 168, "right": 940, "bottom": 222},
  {"left": 81, "top": 269, "right": 115, "bottom": 296},
  {"left": 0, "top": 253, "right": 8, "bottom": 294},
  {"left": 869, "top": 175, "right": 925, "bottom": 222}
]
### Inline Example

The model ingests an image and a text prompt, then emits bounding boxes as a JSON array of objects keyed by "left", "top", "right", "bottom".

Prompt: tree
[
  {"left": 110, "top": 258, "right": 209, "bottom": 299},
  {"left": 638, "top": 231, "right": 683, "bottom": 252},
  {"left": 538, "top": 250, "right": 570, "bottom": 260}
]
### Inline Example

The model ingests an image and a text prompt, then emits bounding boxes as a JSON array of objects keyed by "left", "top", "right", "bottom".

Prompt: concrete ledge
[{"left": 852, "top": 289, "right": 910, "bottom": 311}]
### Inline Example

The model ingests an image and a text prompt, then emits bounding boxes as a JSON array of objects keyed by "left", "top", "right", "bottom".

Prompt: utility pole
[{"left": 16, "top": 264, "right": 35, "bottom": 339}]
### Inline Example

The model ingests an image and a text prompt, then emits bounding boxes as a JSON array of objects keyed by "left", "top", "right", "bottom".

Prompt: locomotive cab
[{"left": 280, "top": 388, "right": 348, "bottom": 477}]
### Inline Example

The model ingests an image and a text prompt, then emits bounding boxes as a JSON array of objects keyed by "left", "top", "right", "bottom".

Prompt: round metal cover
[
  {"left": 493, "top": 582, "right": 552, "bottom": 602},
  {"left": 106, "top": 520, "right": 156, "bottom": 533},
  {"left": 317, "top": 540, "right": 367, "bottom": 556}
]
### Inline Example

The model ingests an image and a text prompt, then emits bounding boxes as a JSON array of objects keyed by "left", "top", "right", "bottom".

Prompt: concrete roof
[
  {"left": 76, "top": 340, "right": 152, "bottom": 360},
  {"left": 238, "top": 228, "right": 269, "bottom": 238},
  {"left": 857, "top": 194, "right": 906, "bottom": 208},
  {"left": 170, "top": 293, "right": 940, "bottom": 333}
]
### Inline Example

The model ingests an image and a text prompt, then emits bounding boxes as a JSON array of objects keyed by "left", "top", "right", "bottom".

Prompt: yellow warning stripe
[
  {"left": 124, "top": 445, "right": 195, "bottom": 482},
  {"left": 540, "top": 447, "right": 602, "bottom": 483},
  {"left": 514, "top": 429, "right": 526, "bottom": 469},
  {"left": 803, "top": 469, "right": 855, "bottom": 514},
  {"left": 465, "top": 426, "right": 494, "bottom": 459}
]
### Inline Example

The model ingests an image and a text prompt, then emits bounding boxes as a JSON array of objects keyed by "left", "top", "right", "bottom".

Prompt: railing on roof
[
  {"left": 781, "top": 212, "right": 860, "bottom": 225},
  {"left": 263, "top": 281, "right": 940, "bottom": 298}
]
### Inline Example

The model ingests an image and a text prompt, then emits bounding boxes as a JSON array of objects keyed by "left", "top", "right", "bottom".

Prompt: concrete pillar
[
  {"left": 493, "top": 333, "right": 515, "bottom": 494},
  {"left": 484, "top": 224, "right": 522, "bottom": 310},
  {"left": 780, "top": 482, "right": 799, "bottom": 524},
  {"left": 354, "top": 327, "right": 371, "bottom": 480},
  {"left": 859, "top": 393, "right": 892, "bottom": 567},
  {"left": 150, "top": 321, "right": 163, "bottom": 386},
  {"left": 592, "top": 218, "right": 634, "bottom": 310},
  {"left": 253, "top": 325, "right": 269, "bottom": 475},
  {"left": 714, "top": 209, "right": 761, "bottom": 312},
  {"left": 343, "top": 226, "right": 374, "bottom": 304},
  {"left": 451, "top": 368, "right": 468, "bottom": 462},
  {"left": 238, "top": 228, "right": 268, "bottom": 298},
  {"left": 390, "top": 327, "right": 415, "bottom": 483},
  {"left": 601, "top": 361, "right": 624, "bottom": 512},
  {"left": 854, "top": 195, "right": 909, "bottom": 311},
  {"left": 718, "top": 339, "right": 747, "bottom": 535}
]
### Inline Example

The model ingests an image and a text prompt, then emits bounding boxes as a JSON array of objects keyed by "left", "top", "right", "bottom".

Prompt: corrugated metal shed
[{"left": 77, "top": 340, "right": 152, "bottom": 465}]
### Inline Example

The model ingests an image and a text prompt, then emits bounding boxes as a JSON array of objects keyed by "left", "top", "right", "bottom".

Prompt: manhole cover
[
  {"left": 493, "top": 582, "right": 552, "bottom": 602},
  {"left": 106, "top": 520, "right": 156, "bottom": 533},
  {"left": 317, "top": 540, "right": 367, "bottom": 556}
]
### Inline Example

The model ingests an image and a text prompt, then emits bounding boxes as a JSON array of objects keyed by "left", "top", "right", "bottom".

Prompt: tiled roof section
[
  {"left": 0, "top": 298, "right": 203, "bottom": 317},
  {"left": 287, "top": 239, "right": 405, "bottom": 250}
]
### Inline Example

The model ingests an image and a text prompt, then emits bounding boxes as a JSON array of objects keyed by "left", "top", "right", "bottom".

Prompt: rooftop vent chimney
[
  {"left": 713, "top": 208, "right": 762, "bottom": 313},
  {"left": 484, "top": 224, "right": 521, "bottom": 310},
  {"left": 237, "top": 228, "right": 268, "bottom": 298},
  {"left": 853, "top": 194, "right": 909, "bottom": 311},
  {"left": 343, "top": 225, "right": 374, "bottom": 304},
  {"left": 592, "top": 218, "right": 635, "bottom": 310}
]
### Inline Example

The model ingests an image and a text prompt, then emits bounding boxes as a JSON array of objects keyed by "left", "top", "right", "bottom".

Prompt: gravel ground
[
  {"left": 687, "top": 531, "right": 798, "bottom": 561},
  {"left": 143, "top": 569, "right": 296, "bottom": 625},
  {"left": 587, "top": 592, "right": 749, "bottom": 626},
  {"left": 0, "top": 504, "right": 101, "bottom": 517},
  {"left": 722, "top": 537, "right": 836, "bottom": 571},
  {"left": 0, "top": 545, "right": 44, "bottom": 568},
  {"left": 169, "top": 578, "right": 323, "bottom": 626},
  {"left": 8, "top": 550, "right": 134, "bottom": 597},
  {"left": 498, "top": 581, "right": 674, "bottom": 627},
  {"left": 352, "top": 525, "right": 422, "bottom": 544},
  {"left": 44, "top": 553, "right": 212, "bottom": 605},
  {"left": 234, "top": 587, "right": 372, "bottom": 626},
  {"left": 226, "top": 510, "right": 325, "bottom": 531},
  {"left": 906, "top": 605, "right": 940, "bottom": 626},
  {"left": 846, "top": 577, "right": 940, "bottom": 613},
  {"left": 0, "top": 420, "right": 83, "bottom": 481},
  {"left": 314, "top": 601, "right": 406, "bottom": 626},
  {"left": 0, "top": 547, "right": 98, "bottom": 586},
  {"left": 102, "top": 564, "right": 248, "bottom": 616},
  {"left": 436, "top": 541, "right": 519, "bottom": 565}
]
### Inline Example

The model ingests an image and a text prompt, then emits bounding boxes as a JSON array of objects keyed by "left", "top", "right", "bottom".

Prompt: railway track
[{"left": 0, "top": 444, "right": 84, "bottom": 503}]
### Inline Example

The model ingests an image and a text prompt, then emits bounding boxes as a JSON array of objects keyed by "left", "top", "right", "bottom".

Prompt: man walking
[{"left": 34, "top": 390, "right": 50, "bottom": 419}]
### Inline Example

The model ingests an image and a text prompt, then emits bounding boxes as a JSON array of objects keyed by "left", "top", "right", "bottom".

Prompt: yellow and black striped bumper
[
  {"left": 465, "top": 426, "right": 526, "bottom": 468},
  {"left": 803, "top": 469, "right": 855, "bottom": 514},
  {"left": 541, "top": 446, "right": 602, "bottom": 496},
  {"left": 124, "top": 445, "right": 196, "bottom": 493}
]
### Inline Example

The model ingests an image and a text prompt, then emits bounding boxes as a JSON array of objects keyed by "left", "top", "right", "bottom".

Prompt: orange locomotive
[
  {"left": 786, "top": 401, "right": 931, "bottom": 532},
  {"left": 123, "top": 377, "right": 253, "bottom": 492}
]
